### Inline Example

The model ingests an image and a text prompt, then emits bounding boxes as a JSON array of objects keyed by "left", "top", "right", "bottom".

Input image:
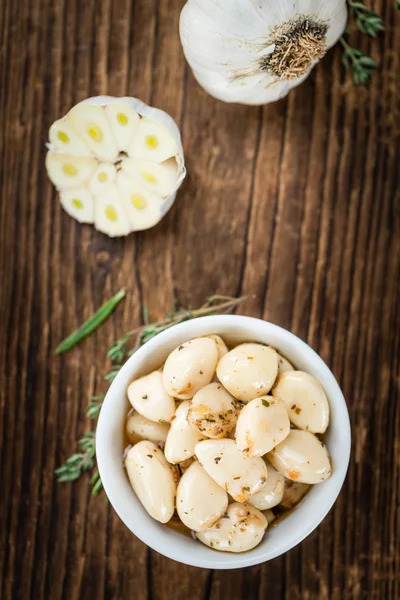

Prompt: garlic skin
[
  {"left": 180, "top": 1, "right": 347, "bottom": 105},
  {"left": 46, "top": 96, "right": 186, "bottom": 235}
]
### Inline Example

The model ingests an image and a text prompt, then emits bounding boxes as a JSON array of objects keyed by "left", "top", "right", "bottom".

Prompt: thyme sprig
[
  {"left": 349, "top": 2, "right": 384, "bottom": 37},
  {"left": 55, "top": 294, "right": 247, "bottom": 495}
]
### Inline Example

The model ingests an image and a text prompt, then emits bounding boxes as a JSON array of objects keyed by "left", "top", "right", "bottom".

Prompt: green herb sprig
[
  {"left": 349, "top": 2, "right": 384, "bottom": 37},
  {"left": 55, "top": 294, "right": 247, "bottom": 495}
]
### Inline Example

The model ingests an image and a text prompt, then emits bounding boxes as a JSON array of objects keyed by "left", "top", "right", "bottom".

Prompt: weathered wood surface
[{"left": 0, "top": 1, "right": 399, "bottom": 599}]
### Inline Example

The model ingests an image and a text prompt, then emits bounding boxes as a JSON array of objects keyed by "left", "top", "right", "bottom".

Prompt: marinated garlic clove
[
  {"left": 267, "top": 430, "right": 332, "bottom": 484},
  {"left": 88, "top": 162, "right": 117, "bottom": 196},
  {"left": 94, "top": 183, "right": 131, "bottom": 237},
  {"left": 49, "top": 118, "right": 94, "bottom": 157},
  {"left": 279, "top": 480, "right": 310, "bottom": 509},
  {"left": 127, "top": 370, "right": 176, "bottom": 423},
  {"left": 126, "top": 412, "right": 170, "bottom": 445},
  {"left": 207, "top": 334, "right": 228, "bottom": 360},
  {"left": 217, "top": 343, "right": 278, "bottom": 402},
  {"left": 68, "top": 103, "right": 118, "bottom": 162},
  {"left": 177, "top": 461, "right": 228, "bottom": 531},
  {"left": 59, "top": 187, "right": 94, "bottom": 223},
  {"left": 247, "top": 460, "right": 285, "bottom": 510},
  {"left": 195, "top": 438, "right": 267, "bottom": 503},
  {"left": 272, "top": 371, "right": 330, "bottom": 434},
  {"left": 164, "top": 401, "right": 206, "bottom": 464},
  {"left": 117, "top": 171, "right": 163, "bottom": 231},
  {"left": 196, "top": 502, "right": 267, "bottom": 553},
  {"left": 105, "top": 102, "right": 140, "bottom": 152},
  {"left": 162, "top": 337, "right": 219, "bottom": 400},
  {"left": 46, "top": 152, "right": 97, "bottom": 190},
  {"left": 187, "top": 382, "right": 238, "bottom": 438},
  {"left": 125, "top": 441, "right": 176, "bottom": 523},
  {"left": 264, "top": 509, "right": 276, "bottom": 526},
  {"left": 129, "top": 118, "right": 178, "bottom": 163},
  {"left": 277, "top": 353, "right": 294, "bottom": 375},
  {"left": 121, "top": 157, "right": 178, "bottom": 197},
  {"left": 235, "top": 396, "right": 290, "bottom": 456}
]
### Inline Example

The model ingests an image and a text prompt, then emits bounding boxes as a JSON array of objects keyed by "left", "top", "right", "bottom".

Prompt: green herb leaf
[{"left": 55, "top": 289, "right": 126, "bottom": 355}]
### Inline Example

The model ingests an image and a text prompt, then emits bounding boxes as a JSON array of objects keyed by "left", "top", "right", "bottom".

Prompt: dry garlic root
[
  {"left": 123, "top": 336, "right": 332, "bottom": 553},
  {"left": 45, "top": 96, "right": 186, "bottom": 236}
]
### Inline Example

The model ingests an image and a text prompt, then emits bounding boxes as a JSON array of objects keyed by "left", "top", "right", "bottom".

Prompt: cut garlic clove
[
  {"left": 196, "top": 502, "right": 267, "bottom": 553},
  {"left": 121, "top": 157, "right": 178, "bottom": 197},
  {"left": 162, "top": 337, "right": 219, "bottom": 400},
  {"left": 94, "top": 183, "right": 131, "bottom": 237},
  {"left": 248, "top": 460, "right": 284, "bottom": 510},
  {"left": 267, "top": 430, "right": 332, "bottom": 484},
  {"left": 195, "top": 438, "right": 267, "bottom": 503},
  {"left": 177, "top": 461, "right": 228, "bottom": 532},
  {"left": 49, "top": 118, "right": 93, "bottom": 157},
  {"left": 105, "top": 102, "right": 140, "bottom": 151},
  {"left": 117, "top": 171, "right": 163, "bottom": 231},
  {"left": 235, "top": 396, "right": 290, "bottom": 456},
  {"left": 45, "top": 152, "right": 97, "bottom": 190},
  {"left": 125, "top": 441, "right": 176, "bottom": 523},
  {"left": 280, "top": 480, "right": 310, "bottom": 509},
  {"left": 127, "top": 370, "right": 175, "bottom": 424},
  {"left": 217, "top": 343, "right": 278, "bottom": 402},
  {"left": 207, "top": 334, "right": 228, "bottom": 360},
  {"left": 59, "top": 187, "right": 94, "bottom": 223},
  {"left": 88, "top": 163, "right": 117, "bottom": 196},
  {"left": 129, "top": 118, "right": 178, "bottom": 163},
  {"left": 126, "top": 412, "right": 170, "bottom": 445},
  {"left": 272, "top": 371, "right": 330, "bottom": 434},
  {"left": 187, "top": 382, "right": 237, "bottom": 438},
  {"left": 67, "top": 103, "right": 118, "bottom": 162},
  {"left": 164, "top": 401, "right": 206, "bottom": 464},
  {"left": 277, "top": 353, "right": 295, "bottom": 375}
]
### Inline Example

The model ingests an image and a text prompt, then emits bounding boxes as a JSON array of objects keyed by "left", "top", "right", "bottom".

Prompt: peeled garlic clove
[
  {"left": 177, "top": 461, "right": 228, "bottom": 531},
  {"left": 272, "top": 371, "right": 330, "bottom": 434},
  {"left": 49, "top": 118, "right": 93, "bottom": 157},
  {"left": 125, "top": 441, "right": 176, "bottom": 523},
  {"left": 59, "top": 187, "right": 94, "bottom": 223},
  {"left": 164, "top": 401, "right": 206, "bottom": 464},
  {"left": 235, "top": 396, "right": 290, "bottom": 456},
  {"left": 277, "top": 353, "right": 294, "bottom": 374},
  {"left": 126, "top": 412, "right": 169, "bottom": 445},
  {"left": 280, "top": 480, "right": 310, "bottom": 509},
  {"left": 127, "top": 370, "right": 175, "bottom": 423},
  {"left": 195, "top": 439, "right": 267, "bottom": 502},
  {"left": 267, "top": 430, "right": 332, "bottom": 484},
  {"left": 188, "top": 382, "right": 237, "bottom": 438},
  {"left": 264, "top": 509, "right": 276, "bottom": 526},
  {"left": 121, "top": 157, "right": 178, "bottom": 197},
  {"left": 88, "top": 163, "right": 116, "bottom": 195},
  {"left": 94, "top": 183, "right": 130, "bottom": 237},
  {"left": 105, "top": 102, "right": 140, "bottom": 151},
  {"left": 207, "top": 334, "right": 228, "bottom": 360},
  {"left": 248, "top": 460, "right": 284, "bottom": 510},
  {"left": 162, "top": 337, "right": 219, "bottom": 400},
  {"left": 196, "top": 502, "right": 267, "bottom": 553},
  {"left": 45, "top": 152, "right": 97, "bottom": 190},
  {"left": 117, "top": 171, "right": 163, "bottom": 231},
  {"left": 67, "top": 103, "right": 118, "bottom": 162},
  {"left": 217, "top": 343, "right": 278, "bottom": 402},
  {"left": 129, "top": 118, "right": 178, "bottom": 163}
]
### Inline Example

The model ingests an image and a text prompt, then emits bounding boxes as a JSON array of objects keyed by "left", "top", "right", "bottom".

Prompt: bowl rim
[{"left": 96, "top": 314, "right": 351, "bottom": 569}]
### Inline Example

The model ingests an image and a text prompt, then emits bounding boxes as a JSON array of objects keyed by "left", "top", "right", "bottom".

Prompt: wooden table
[{"left": 1, "top": 1, "right": 399, "bottom": 599}]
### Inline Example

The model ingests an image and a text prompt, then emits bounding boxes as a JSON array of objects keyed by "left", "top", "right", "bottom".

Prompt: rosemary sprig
[{"left": 55, "top": 294, "right": 247, "bottom": 495}]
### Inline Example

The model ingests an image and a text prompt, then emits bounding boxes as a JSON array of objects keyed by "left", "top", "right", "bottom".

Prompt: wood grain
[{"left": 0, "top": 1, "right": 399, "bottom": 599}]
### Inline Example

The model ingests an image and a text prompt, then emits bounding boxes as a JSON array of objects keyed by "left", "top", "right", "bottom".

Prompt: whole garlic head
[
  {"left": 46, "top": 96, "right": 186, "bottom": 235},
  {"left": 180, "top": 0, "right": 347, "bottom": 105}
]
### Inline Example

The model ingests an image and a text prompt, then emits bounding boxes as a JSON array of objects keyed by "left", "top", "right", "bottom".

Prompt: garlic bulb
[
  {"left": 46, "top": 96, "right": 186, "bottom": 235},
  {"left": 180, "top": 1, "right": 347, "bottom": 105}
]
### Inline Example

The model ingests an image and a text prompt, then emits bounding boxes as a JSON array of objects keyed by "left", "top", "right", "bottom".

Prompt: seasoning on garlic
[
  {"left": 235, "top": 396, "right": 290, "bottom": 456},
  {"left": 187, "top": 382, "right": 238, "bottom": 438},
  {"left": 46, "top": 96, "right": 186, "bottom": 235},
  {"left": 180, "top": 1, "right": 348, "bottom": 105}
]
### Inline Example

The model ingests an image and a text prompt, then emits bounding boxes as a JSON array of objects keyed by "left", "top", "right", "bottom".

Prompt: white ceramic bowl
[{"left": 96, "top": 315, "right": 351, "bottom": 569}]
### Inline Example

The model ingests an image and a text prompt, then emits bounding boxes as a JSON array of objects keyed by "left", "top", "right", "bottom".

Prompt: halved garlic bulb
[
  {"left": 45, "top": 96, "right": 186, "bottom": 236},
  {"left": 196, "top": 502, "right": 267, "bottom": 553},
  {"left": 59, "top": 187, "right": 94, "bottom": 223},
  {"left": 235, "top": 396, "right": 290, "bottom": 456}
]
